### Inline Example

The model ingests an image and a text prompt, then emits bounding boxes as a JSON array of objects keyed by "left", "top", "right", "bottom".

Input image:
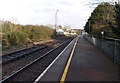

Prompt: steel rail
[
  {"left": 1, "top": 41, "right": 59, "bottom": 64},
  {"left": 1, "top": 38, "right": 74, "bottom": 83}
]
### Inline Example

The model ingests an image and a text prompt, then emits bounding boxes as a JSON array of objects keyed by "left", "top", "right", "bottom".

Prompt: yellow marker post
[{"left": 60, "top": 38, "right": 78, "bottom": 83}]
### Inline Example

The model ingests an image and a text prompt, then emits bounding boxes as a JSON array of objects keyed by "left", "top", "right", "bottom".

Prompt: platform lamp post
[
  {"left": 88, "top": 19, "right": 91, "bottom": 34},
  {"left": 101, "top": 31, "right": 104, "bottom": 40}
]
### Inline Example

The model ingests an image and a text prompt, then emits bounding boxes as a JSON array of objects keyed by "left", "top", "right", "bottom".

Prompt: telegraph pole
[{"left": 55, "top": 9, "right": 58, "bottom": 30}]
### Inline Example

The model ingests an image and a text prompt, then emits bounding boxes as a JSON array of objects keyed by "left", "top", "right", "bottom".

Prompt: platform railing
[{"left": 84, "top": 35, "right": 120, "bottom": 65}]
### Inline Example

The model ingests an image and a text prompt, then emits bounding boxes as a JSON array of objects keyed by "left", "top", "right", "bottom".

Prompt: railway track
[
  {"left": 2, "top": 40, "right": 63, "bottom": 79},
  {"left": 2, "top": 37, "right": 74, "bottom": 80},
  {"left": 2, "top": 41, "right": 59, "bottom": 64},
  {"left": 1, "top": 36, "right": 75, "bottom": 82}
]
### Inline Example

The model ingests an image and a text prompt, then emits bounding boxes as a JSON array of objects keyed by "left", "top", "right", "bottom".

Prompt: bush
[
  {"left": 18, "top": 32, "right": 28, "bottom": 44},
  {"left": 2, "top": 34, "right": 10, "bottom": 46},
  {"left": 1, "top": 20, "right": 56, "bottom": 49},
  {"left": 29, "top": 26, "right": 55, "bottom": 41},
  {"left": 8, "top": 31, "right": 28, "bottom": 46}
]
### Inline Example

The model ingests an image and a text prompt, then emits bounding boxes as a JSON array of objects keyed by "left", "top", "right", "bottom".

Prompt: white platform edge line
[{"left": 33, "top": 36, "right": 78, "bottom": 83}]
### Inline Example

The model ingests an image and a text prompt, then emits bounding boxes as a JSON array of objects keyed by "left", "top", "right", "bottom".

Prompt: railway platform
[{"left": 34, "top": 35, "right": 119, "bottom": 82}]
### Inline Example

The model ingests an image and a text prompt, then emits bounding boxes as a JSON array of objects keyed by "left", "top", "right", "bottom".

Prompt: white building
[{"left": 56, "top": 29, "right": 64, "bottom": 35}]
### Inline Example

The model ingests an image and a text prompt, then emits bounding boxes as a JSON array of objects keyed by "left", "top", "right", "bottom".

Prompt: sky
[{"left": 0, "top": 0, "right": 113, "bottom": 29}]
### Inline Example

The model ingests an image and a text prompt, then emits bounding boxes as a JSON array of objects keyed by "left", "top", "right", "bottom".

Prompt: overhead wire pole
[{"left": 55, "top": 9, "right": 58, "bottom": 30}]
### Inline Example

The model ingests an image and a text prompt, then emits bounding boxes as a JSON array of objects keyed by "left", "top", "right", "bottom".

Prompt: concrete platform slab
[{"left": 65, "top": 36, "right": 119, "bottom": 81}]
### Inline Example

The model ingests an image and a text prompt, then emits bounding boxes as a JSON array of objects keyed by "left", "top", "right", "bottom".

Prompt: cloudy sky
[{"left": 0, "top": 0, "right": 113, "bottom": 29}]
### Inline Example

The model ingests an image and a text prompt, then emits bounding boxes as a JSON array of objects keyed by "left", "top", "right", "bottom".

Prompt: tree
[
  {"left": 84, "top": 2, "right": 117, "bottom": 37},
  {"left": 109, "top": 3, "right": 120, "bottom": 37},
  {"left": 115, "top": 4, "right": 120, "bottom": 29}
]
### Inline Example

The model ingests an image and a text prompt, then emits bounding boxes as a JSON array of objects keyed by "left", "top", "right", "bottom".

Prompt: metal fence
[{"left": 84, "top": 35, "right": 120, "bottom": 65}]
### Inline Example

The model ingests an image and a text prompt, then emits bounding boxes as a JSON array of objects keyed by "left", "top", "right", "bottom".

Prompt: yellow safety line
[{"left": 60, "top": 38, "right": 78, "bottom": 83}]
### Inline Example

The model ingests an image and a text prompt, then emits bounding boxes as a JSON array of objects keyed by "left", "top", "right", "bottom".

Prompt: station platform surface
[{"left": 35, "top": 35, "right": 119, "bottom": 82}]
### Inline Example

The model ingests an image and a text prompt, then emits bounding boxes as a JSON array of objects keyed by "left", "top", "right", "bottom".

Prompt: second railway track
[
  {"left": 1, "top": 36, "right": 76, "bottom": 82},
  {"left": 2, "top": 41, "right": 59, "bottom": 64}
]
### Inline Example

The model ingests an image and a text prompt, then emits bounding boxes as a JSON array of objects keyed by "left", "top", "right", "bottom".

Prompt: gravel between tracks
[
  {"left": 2, "top": 36, "right": 74, "bottom": 82},
  {"left": 2, "top": 36, "right": 74, "bottom": 80}
]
